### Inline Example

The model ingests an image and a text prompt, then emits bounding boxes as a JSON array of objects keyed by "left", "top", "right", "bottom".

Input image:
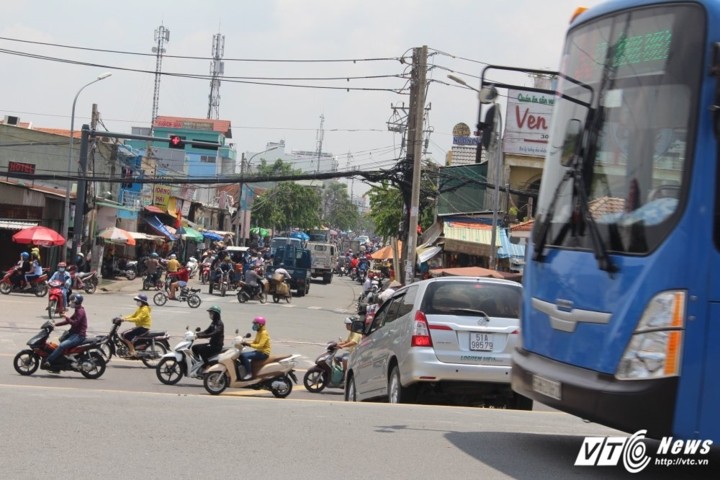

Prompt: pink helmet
[{"left": 252, "top": 316, "right": 266, "bottom": 326}]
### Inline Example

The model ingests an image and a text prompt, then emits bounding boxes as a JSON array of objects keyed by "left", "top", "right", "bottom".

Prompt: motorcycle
[
  {"left": 152, "top": 285, "right": 202, "bottom": 308},
  {"left": 200, "top": 263, "right": 212, "bottom": 284},
  {"left": 186, "top": 257, "right": 199, "bottom": 279},
  {"left": 46, "top": 280, "right": 68, "bottom": 319},
  {"left": 95, "top": 317, "right": 171, "bottom": 368},
  {"left": 303, "top": 342, "right": 346, "bottom": 393},
  {"left": 102, "top": 259, "right": 137, "bottom": 280},
  {"left": 155, "top": 327, "right": 222, "bottom": 385},
  {"left": 13, "top": 321, "right": 106, "bottom": 379},
  {"left": 142, "top": 271, "right": 164, "bottom": 291},
  {"left": 237, "top": 279, "right": 267, "bottom": 304},
  {"left": 0, "top": 267, "right": 49, "bottom": 296},
  {"left": 208, "top": 267, "right": 232, "bottom": 296},
  {"left": 71, "top": 269, "right": 98, "bottom": 294},
  {"left": 203, "top": 332, "right": 299, "bottom": 397},
  {"left": 269, "top": 277, "right": 291, "bottom": 304},
  {"left": 349, "top": 267, "right": 358, "bottom": 281}
]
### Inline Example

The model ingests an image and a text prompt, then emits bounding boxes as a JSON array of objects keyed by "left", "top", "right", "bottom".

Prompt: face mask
[
  {"left": 58, "top": 268, "right": 65, "bottom": 272},
  {"left": 136, "top": 301, "right": 143, "bottom": 307},
  {"left": 252, "top": 324, "right": 259, "bottom": 331}
]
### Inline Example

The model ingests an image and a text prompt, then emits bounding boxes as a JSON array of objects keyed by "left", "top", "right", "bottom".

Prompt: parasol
[
  {"left": 12, "top": 226, "right": 65, "bottom": 247},
  {"left": 97, "top": 227, "right": 137, "bottom": 246}
]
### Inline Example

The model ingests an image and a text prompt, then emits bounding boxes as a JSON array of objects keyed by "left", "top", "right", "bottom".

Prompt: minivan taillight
[{"left": 411, "top": 311, "right": 432, "bottom": 347}]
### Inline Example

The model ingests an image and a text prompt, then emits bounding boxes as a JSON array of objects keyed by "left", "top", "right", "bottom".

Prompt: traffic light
[{"left": 168, "top": 135, "right": 185, "bottom": 149}]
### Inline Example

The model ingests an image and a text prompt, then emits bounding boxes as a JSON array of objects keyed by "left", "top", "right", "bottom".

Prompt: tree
[
  {"left": 255, "top": 158, "right": 300, "bottom": 177},
  {"left": 322, "top": 182, "right": 359, "bottom": 231},
  {"left": 251, "top": 182, "right": 321, "bottom": 231}
]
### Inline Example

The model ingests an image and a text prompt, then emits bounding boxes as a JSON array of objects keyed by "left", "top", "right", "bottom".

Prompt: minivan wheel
[{"left": 388, "top": 365, "right": 416, "bottom": 404}]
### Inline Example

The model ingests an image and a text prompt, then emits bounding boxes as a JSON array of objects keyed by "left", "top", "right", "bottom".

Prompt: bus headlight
[{"left": 616, "top": 291, "right": 685, "bottom": 380}]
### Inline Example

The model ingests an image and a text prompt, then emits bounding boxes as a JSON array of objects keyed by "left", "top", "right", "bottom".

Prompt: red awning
[{"left": 144, "top": 205, "right": 165, "bottom": 214}]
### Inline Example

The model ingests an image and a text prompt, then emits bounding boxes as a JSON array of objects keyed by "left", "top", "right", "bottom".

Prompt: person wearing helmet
[
  {"left": 242, "top": 266, "right": 262, "bottom": 300},
  {"left": 144, "top": 252, "right": 161, "bottom": 286},
  {"left": 336, "top": 316, "right": 363, "bottom": 371},
  {"left": 164, "top": 253, "right": 181, "bottom": 282},
  {"left": 239, "top": 316, "right": 271, "bottom": 380},
  {"left": 23, "top": 252, "right": 43, "bottom": 290},
  {"left": 43, "top": 294, "right": 87, "bottom": 372},
  {"left": 119, "top": 294, "right": 152, "bottom": 356},
  {"left": 11, "top": 252, "right": 31, "bottom": 288},
  {"left": 192, "top": 305, "right": 225, "bottom": 364},
  {"left": 49, "top": 262, "right": 73, "bottom": 313}
]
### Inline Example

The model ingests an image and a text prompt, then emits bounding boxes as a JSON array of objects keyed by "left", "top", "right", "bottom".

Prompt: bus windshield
[{"left": 534, "top": 4, "right": 704, "bottom": 254}]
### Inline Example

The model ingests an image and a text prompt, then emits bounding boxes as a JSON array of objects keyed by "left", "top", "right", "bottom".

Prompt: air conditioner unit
[{"left": 3, "top": 115, "right": 19, "bottom": 125}]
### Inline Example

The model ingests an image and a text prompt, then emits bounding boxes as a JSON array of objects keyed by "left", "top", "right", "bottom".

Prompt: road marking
[{"left": 308, "top": 306, "right": 322, "bottom": 310}]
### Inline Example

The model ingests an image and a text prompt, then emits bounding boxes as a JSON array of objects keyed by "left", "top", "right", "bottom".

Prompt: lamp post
[
  {"left": 61, "top": 72, "right": 112, "bottom": 261},
  {"left": 448, "top": 74, "right": 502, "bottom": 270},
  {"left": 236, "top": 146, "right": 279, "bottom": 244}
]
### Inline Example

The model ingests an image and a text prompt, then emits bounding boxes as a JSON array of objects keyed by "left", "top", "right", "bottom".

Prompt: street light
[
  {"left": 236, "top": 146, "right": 280, "bottom": 244},
  {"left": 61, "top": 72, "right": 113, "bottom": 261}
]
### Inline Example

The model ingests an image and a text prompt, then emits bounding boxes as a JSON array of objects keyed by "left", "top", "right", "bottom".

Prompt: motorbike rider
[
  {"left": 48, "top": 262, "right": 73, "bottom": 312},
  {"left": 24, "top": 252, "right": 43, "bottom": 288},
  {"left": 192, "top": 305, "right": 225, "bottom": 364},
  {"left": 239, "top": 316, "right": 271, "bottom": 380},
  {"left": 11, "top": 252, "right": 31, "bottom": 288},
  {"left": 243, "top": 266, "right": 263, "bottom": 299},
  {"left": 336, "top": 316, "right": 363, "bottom": 371},
  {"left": 168, "top": 265, "right": 190, "bottom": 300},
  {"left": 43, "top": 294, "right": 87, "bottom": 372},
  {"left": 120, "top": 294, "right": 152, "bottom": 356},
  {"left": 144, "top": 252, "right": 161, "bottom": 285},
  {"left": 164, "top": 253, "right": 181, "bottom": 281}
]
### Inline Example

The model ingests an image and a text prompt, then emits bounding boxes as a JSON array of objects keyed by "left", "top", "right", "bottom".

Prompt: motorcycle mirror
[
  {"left": 245, "top": 333, "right": 252, "bottom": 338},
  {"left": 195, "top": 327, "right": 201, "bottom": 332},
  {"left": 235, "top": 329, "right": 239, "bottom": 334}
]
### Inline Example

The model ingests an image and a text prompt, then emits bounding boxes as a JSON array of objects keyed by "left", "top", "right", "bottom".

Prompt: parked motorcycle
[
  {"left": 0, "top": 267, "right": 49, "bottom": 296},
  {"left": 153, "top": 285, "right": 202, "bottom": 308},
  {"left": 102, "top": 259, "right": 136, "bottom": 280},
  {"left": 46, "top": 280, "right": 68, "bottom": 319},
  {"left": 203, "top": 332, "right": 299, "bottom": 397},
  {"left": 237, "top": 280, "right": 267, "bottom": 304},
  {"left": 95, "top": 317, "right": 171, "bottom": 368},
  {"left": 303, "top": 342, "right": 346, "bottom": 393},
  {"left": 13, "top": 321, "right": 106, "bottom": 379},
  {"left": 155, "top": 327, "right": 222, "bottom": 385}
]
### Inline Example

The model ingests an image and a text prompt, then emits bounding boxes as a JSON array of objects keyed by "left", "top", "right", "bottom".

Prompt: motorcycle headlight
[{"left": 616, "top": 291, "right": 685, "bottom": 380}]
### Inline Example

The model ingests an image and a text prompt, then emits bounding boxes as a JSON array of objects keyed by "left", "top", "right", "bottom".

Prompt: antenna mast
[
  {"left": 207, "top": 33, "right": 225, "bottom": 119},
  {"left": 151, "top": 25, "right": 170, "bottom": 131}
]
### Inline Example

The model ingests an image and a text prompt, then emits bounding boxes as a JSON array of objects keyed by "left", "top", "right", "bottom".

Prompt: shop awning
[
  {"left": 417, "top": 246, "right": 442, "bottom": 264},
  {"left": 143, "top": 216, "right": 176, "bottom": 240},
  {"left": 128, "top": 231, "right": 165, "bottom": 241},
  {"left": 0, "top": 219, "right": 38, "bottom": 230}
]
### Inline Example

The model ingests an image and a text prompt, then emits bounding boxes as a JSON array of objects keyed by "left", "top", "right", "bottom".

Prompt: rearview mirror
[
  {"left": 560, "top": 119, "right": 583, "bottom": 167},
  {"left": 195, "top": 327, "right": 201, "bottom": 332},
  {"left": 245, "top": 333, "right": 252, "bottom": 338}
]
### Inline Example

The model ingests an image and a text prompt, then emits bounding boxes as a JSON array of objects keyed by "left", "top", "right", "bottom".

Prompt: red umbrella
[{"left": 12, "top": 226, "right": 66, "bottom": 247}]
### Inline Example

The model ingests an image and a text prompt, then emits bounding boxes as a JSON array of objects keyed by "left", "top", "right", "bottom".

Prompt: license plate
[
  {"left": 532, "top": 375, "right": 562, "bottom": 400},
  {"left": 469, "top": 332, "right": 494, "bottom": 351}
]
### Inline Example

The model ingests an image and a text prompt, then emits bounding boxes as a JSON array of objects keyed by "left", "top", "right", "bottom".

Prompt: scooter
[
  {"left": 46, "top": 280, "right": 68, "bottom": 319},
  {"left": 95, "top": 317, "right": 171, "bottom": 368},
  {"left": 203, "top": 332, "right": 299, "bottom": 397},
  {"left": 186, "top": 257, "right": 199, "bottom": 279},
  {"left": 200, "top": 263, "right": 211, "bottom": 284},
  {"left": 155, "top": 327, "right": 222, "bottom": 385},
  {"left": 142, "top": 270, "right": 164, "bottom": 290},
  {"left": 303, "top": 342, "right": 346, "bottom": 393},
  {"left": 13, "top": 321, "right": 106, "bottom": 379},
  {"left": 71, "top": 268, "right": 99, "bottom": 294},
  {"left": 0, "top": 267, "right": 49, "bottom": 296},
  {"left": 152, "top": 285, "right": 202, "bottom": 308},
  {"left": 237, "top": 280, "right": 267, "bottom": 304}
]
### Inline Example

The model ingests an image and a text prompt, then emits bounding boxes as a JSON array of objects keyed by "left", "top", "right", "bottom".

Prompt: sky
[{"left": 1, "top": 0, "right": 603, "bottom": 177}]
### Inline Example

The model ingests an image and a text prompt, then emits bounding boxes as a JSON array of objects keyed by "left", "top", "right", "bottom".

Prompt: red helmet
[{"left": 252, "top": 316, "right": 266, "bottom": 326}]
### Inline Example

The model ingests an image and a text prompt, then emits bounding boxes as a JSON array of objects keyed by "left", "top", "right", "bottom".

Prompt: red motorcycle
[
  {"left": 46, "top": 280, "right": 67, "bottom": 319},
  {"left": 0, "top": 266, "right": 48, "bottom": 296},
  {"left": 200, "top": 263, "right": 211, "bottom": 284},
  {"left": 13, "top": 321, "right": 106, "bottom": 378}
]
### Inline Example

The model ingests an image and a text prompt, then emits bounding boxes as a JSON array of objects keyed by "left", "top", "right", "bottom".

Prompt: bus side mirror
[{"left": 560, "top": 119, "right": 583, "bottom": 167}]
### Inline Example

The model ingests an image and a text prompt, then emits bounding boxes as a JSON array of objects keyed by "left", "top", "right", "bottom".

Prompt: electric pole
[{"left": 401, "top": 45, "right": 427, "bottom": 285}]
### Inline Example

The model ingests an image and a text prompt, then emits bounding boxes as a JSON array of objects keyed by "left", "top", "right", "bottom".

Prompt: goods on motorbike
[
  {"left": 202, "top": 333, "right": 299, "bottom": 397},
  {"left": 95, "top": 317, "right": 170, "bottom": 368},
  {"left": 271, "top": 279, "right": 291, "bottom": 304},
  {"left": 156, "top": 327, "right": 222, "bottom": 385},
  {"left": 153, "top": 286, "right": 202, "bottom": 308},
  {"left": 13, "top": 321, "right": 106, "bottom": 379},
  {"left": 303, "top": 342, "right": 346, "bottom": 393}
]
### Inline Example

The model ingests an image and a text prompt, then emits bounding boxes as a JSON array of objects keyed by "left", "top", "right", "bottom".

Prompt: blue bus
[{"left": 510, "top": 0, "right": 720, "bottom": 441}]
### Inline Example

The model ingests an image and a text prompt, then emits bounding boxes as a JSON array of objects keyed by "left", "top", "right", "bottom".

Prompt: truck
[
  {"left": 307, "top": 242, "right": 338, "bottom": 284},
  {"left": 269, "top": 237, "right": 303, "bottom": 256},
  {"left": 268, "top": 244, "right": 311, "bottom": 297}
]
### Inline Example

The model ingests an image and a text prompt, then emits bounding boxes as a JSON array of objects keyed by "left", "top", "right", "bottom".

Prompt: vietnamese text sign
[{"left": 503, "top": 89, "right": 554, "bottom": 157}]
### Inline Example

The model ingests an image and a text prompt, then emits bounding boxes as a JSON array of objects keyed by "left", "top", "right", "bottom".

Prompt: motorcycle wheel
[
  {"left": 201, "top": 271, "right": 209, "bottom": 285},
  {"left": 97, "top": 343, "right": 113, "bottom": 363},
  {"left": 142, "top": 279, "right": 151, "bottom": 291},
  {"left": 220, "top": 283, "right": 227, "bottom": 297},
  {"left": 35, "top": 284, "right": 48, "bottom": 297},
  {"left": 271, "top": 375, "right": 293, "bottom": 398},
  {"left": 125, "top": 270, "right": 137, "bottom": 281},
  {"left": 303, "top": 367, "right": 327, "bottom": 393},
  {"left": 13, "top": 350, "right": 39, "bottom": 375},
  {"left": 84, "top": 281, "right": 97, "bottom": 294},
  {"left": 80, "top": 351, "right": 106, "bottom": 379},
  {"left": 187, "top": 294, "right": 201, "bottom": 309},
  {"left": 153, "top": 292, "right": 167, "bottom": 306},
  {"left": 258, "top": 291, "right": 266, "bottom": 304},
  {"left": 47, "top": 299, "right": 57, "bottom": 319},
  {"left": 204, "top": 371, "right": 228, "bottom": 395},
  {"left": 0, "top": 282, "right": 11, "bottom": 295},
  {"left": 156, "top": 357, "right": 184, "bottom": 385},
  {"left": 273, "top": 294, "right": 280, "bottom": 304},
  {"left": 140, "top": 343, "right": 168, "bottom": 368},
  {"left": 237, "top": 291, "right": 248, "bottom": 303}
]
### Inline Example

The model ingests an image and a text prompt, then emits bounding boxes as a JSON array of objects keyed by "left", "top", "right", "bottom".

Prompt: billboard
[{"left": 503, "top": 88, "right": 554, "bottom": 157}]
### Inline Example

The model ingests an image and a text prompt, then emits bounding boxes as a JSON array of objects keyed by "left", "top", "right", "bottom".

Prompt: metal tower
[
  {"left": 315, "top": 114, "right": 325, "bottom": 173},
  {"left": 151, "top": 25, "right": 170, "bottom": 131},
  {"left": 207, "top": 33, "right": 225, "bottom": 119}
]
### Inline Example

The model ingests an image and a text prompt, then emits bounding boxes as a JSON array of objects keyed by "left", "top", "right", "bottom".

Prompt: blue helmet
[{"left": 21, "top": 252, "right": 29, "bottom": 259}]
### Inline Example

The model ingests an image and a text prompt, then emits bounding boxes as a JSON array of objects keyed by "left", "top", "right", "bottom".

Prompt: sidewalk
[{"left": 97, "top": 277, "right": 140, "bottom": 294}]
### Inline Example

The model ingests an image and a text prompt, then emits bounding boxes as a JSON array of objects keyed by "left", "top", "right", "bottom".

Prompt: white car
[{"left": 345, "top": 276, "right": 532, "bottom": 409}]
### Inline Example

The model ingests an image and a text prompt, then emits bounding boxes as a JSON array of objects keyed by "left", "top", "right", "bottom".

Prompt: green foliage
[
  {"left": 251, "top": 182, "right": 321, "bottom": 231},
  {"left": 254, "top": 159, "right": 301, "bottom": 177},
  {"left": 367, "top": 181, "right": 403, "bottom": 239},
  {"left": 322, "top": 182, "right": 359, "bottom": 231}
]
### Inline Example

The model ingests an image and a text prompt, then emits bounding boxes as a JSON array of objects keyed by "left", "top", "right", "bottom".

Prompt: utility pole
[
  {"left": 82, "top": 104, "right": 99, "bottom": 262},
  {"left": 402, "top": 45, "right": 427, "bottom": 285},
  {"left": 71, "top": 124, "right": 90, "bottom": 261}
]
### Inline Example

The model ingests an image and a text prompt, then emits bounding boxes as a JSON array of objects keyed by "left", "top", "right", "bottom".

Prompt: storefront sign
[
  {"left": 503, "top": 89, "right": 555, "bottom": 157},
  {"left": 8, "top": 161, "right": 35, "bottom": 175},
  {"left": 153, "top": 185, "right": 173, "bottom": 208}
]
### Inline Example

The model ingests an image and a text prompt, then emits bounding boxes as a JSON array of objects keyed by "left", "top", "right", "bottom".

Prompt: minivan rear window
[{"left": 421, "top": 282, "right": 521, "bottom": 318}]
